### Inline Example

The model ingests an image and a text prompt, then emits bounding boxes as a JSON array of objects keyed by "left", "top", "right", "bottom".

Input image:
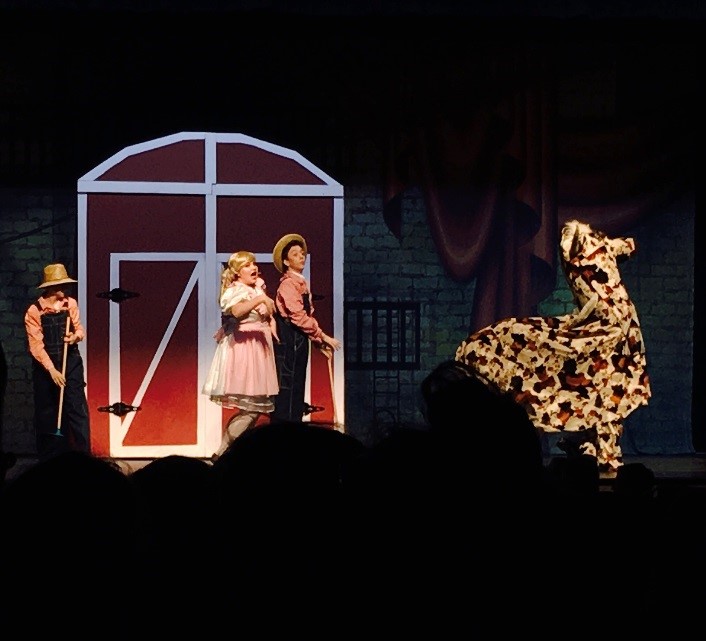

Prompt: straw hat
[
  {"left": 272, "top": 233, "right": 307, "bottom": 273},
  {"left": 37, "top": 263, "right": 78, "bottom": 289}
]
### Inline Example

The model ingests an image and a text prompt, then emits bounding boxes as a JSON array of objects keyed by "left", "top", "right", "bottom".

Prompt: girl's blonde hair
[{"left": 220, "top": 250, "right": 256, "bottom": 299}]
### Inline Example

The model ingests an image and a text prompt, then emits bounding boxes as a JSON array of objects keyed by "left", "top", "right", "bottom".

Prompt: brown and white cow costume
[{"left": 455, "top": 220, "right": 651, "bottom": 472}]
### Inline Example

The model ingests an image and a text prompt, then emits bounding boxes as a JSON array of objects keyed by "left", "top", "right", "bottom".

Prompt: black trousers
[
  {"left": 33, "top": 311, "right": 90, "bottom": 461},
  {"left": 272, "top": 315, "right": 310, "bottom": 422}
]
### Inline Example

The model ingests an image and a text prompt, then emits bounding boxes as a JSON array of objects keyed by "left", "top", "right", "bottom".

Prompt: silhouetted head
[{"left": 420, "top": 360, "right": 545, "bottom": 499}]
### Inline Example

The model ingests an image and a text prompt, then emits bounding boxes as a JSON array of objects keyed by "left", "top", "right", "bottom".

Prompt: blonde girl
[{"left": 202, "top": 251, "right": 279, "bottom": 459}]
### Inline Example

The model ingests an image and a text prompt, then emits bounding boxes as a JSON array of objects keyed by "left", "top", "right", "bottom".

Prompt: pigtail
[{"left": 219, "top": 265, "right": 234, "bottom": 302}]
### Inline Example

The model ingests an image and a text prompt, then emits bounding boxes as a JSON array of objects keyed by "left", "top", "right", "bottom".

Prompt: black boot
[{"left": 556, "top": 428, "right": 597, "bottom": 458}]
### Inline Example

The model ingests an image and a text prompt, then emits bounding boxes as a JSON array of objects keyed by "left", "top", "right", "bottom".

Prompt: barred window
[{"left": 344, "top": 301, "right": 420, "bottom": 370}]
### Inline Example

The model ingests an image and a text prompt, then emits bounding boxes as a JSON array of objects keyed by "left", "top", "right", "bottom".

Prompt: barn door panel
[{"left": 109, "top": 257, "right": 205, "bottom": 457}]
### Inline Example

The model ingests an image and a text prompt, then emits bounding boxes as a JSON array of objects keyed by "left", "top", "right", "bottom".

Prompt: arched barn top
[
  {"left": 78, "top": 131, "right": 343, "bottom": 195},
  {"left": 77, "top": 132, "right": 344, "bottom": 459}
]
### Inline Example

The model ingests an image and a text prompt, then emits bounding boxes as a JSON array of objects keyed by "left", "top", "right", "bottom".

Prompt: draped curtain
[{"left": 382, "top": 38, "right": 697, "bottom": 334}]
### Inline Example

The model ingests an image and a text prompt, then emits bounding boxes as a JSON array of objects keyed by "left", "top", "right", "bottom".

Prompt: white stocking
[{"left": 214, "top": 410, "right": 258, "bottom": 458}]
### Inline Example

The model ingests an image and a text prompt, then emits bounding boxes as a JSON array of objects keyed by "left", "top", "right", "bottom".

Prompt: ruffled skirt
[{"left": 202, "top": 321, "right": 279, "bottom": 412}]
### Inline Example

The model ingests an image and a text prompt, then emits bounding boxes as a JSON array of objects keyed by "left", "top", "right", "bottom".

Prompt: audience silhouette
[
  {"left": 127, "top": 454, "right": 218, "bottom": 632},
  {"left": 209, "top": 419, "right": 367, "bottom": 625},
  {"left": 0, "top": 451, "right": 146, "bottom": 634},
  {"left": 419, "top": 359, "right": 547, "bottom": 500},
  {"left": 1, "top": 359, "right": 704, "bottom": 633}
]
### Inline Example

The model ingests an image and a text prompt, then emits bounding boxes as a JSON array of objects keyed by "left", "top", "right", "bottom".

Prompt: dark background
[{"left": 2, "top": 1, "right": 704, "bottom": 188}]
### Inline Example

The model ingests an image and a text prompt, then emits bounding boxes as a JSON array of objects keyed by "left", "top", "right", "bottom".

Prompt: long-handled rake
[
  {"left": 54, "top": 315, "right": 70, "bottom": 437},
  {"left": 327, "top": 354, "right": 343, "bottom": 433}
]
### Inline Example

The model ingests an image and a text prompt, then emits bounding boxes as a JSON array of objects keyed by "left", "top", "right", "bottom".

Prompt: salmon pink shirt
[
  {"left": 24, "top": 295, "right": 85, "bottom": 371},
  {"left": 274, "top": 270, "right": 324, "bottom": 344}
]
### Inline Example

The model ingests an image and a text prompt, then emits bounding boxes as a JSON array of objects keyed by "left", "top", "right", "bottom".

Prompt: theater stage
[{"left": 4, "top": 453, "right": 706, "bottom": 496}]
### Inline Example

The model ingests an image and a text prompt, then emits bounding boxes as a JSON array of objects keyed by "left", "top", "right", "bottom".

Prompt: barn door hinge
[
  {"left": 98, "top": 402, "right": 141, "bottom": 417},
  {"left": 96, "top": 288, "right": 140, "bottom": 303},
  {"left": 303, "top": 403, "right": 325, "bottom": 415}
]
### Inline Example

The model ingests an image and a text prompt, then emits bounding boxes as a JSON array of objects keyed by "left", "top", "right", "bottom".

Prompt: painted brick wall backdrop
[{"left": 0, "top": 189, "right": 78, "bottom": 453}]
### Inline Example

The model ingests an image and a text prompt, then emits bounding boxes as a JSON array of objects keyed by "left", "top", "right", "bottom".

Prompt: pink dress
[{"left": 202, "top": 279, "right": 279, "bottom": 413}]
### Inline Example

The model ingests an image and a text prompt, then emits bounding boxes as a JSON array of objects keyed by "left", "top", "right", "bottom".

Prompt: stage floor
[
  {"left": 620, "top": 453, "right": 706, "bottom": 480},
  {"left": 4, "top": 453, "right": 706, "bottom": 491}
]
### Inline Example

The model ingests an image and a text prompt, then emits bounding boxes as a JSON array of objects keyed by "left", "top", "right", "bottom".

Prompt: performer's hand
[
  {"left": 265, "top": 316, "right": 279, "bottom": 343},
  {"left": 317, "top": 344, "right": 333, "bottom": 359},
  {"left": 322, "top": 334, "right": 341, "bottom": 351},
  {"left": 49, "top": 367, "right": 66, "bottom": 387},
  {"left": 260, "top": 295, "right": 275, "bottom": 316},
  {"left": 65, "top": 332, "right": 80, "bottom": 345}
]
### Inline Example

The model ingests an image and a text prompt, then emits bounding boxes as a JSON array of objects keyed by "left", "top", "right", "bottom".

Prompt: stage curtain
[{"left": 383, "top": 42, "right": 696, "bottom": 334}]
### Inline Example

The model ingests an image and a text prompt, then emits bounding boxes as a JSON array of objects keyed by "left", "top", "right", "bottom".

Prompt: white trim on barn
[{"left": 78, "top": 132, "right": 345, "bottom": 459}]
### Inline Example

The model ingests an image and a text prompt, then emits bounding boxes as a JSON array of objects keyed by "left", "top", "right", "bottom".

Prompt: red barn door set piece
[{"left": 77, "top": 132, "right": 344, "bottom": 459}]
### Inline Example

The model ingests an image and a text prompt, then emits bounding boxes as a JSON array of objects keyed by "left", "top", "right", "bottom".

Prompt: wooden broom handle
[
  {"left": 327, "top": 355, "right": 341, "bottom": 431},
  {"left": 56, "top": 315, "right": 71, "bottom": 431}
]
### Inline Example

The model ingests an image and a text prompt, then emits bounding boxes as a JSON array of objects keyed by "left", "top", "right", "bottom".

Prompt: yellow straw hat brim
[
  {"left": 37, "top": 263, "right": 78, "bottom": 289},
  {"left": 272, "top": 233, "right": 307, "bottom": 273}
]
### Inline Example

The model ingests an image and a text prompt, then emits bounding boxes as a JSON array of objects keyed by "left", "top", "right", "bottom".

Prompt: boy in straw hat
[
  {"left": 271, "top": 233, "right": 341, "bottom": 423},
  {"left": 23, "top": 263, "right": 90, "bottom": 461}
]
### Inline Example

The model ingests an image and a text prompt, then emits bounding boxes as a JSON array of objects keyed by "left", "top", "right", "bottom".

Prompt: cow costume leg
[{"left": 595, "top": 420, "right": 624, "bottom": 472}]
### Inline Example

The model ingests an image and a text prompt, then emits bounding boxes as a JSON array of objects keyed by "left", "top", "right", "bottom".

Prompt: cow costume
[{"left": 455, "top": 220, "right": 651, "bottom": 472}]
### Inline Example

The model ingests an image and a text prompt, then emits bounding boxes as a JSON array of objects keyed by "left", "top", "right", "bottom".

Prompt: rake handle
[
  {"left": 326, "top": 354, "right": 341, "bottom": 431},
  {"left": 56, "top": 315, "right": 71, "bottom": 432}
]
